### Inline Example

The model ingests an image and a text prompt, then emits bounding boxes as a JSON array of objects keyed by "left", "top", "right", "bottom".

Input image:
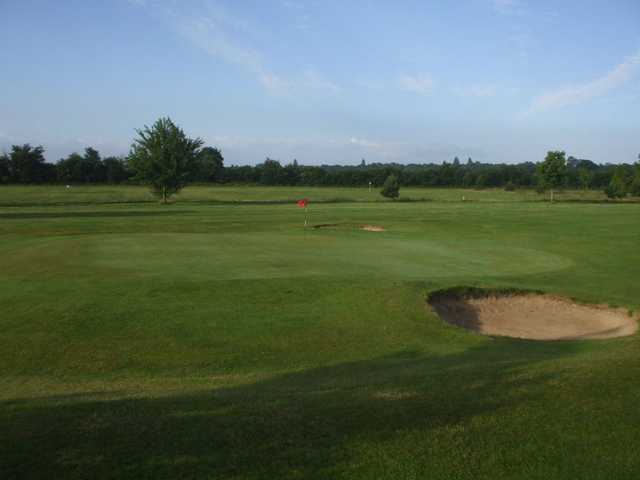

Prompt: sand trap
[
  {"left": 312, "top": 223, "right": 385, "bottom": 232},
  {"left": 361, "top": 224, "right": 385, "bottom": 232},
  {"left": 429, "top": 289, "right": 637, "bottom": 340}
]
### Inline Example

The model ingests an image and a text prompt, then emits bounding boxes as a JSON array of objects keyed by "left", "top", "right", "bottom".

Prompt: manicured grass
[{"left": 1, "top": 187, "right": 639, "bottom": 479}]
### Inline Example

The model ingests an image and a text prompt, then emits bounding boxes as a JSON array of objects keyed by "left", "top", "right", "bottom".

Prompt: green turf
[{"left": 1, "top": 186, "right": 639, "bottom": 479}]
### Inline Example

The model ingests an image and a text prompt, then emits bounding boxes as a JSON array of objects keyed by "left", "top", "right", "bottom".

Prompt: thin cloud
[
  {"left": 302, "top": 70, "right": 341, "bottom": 94},
  {"left": 491, "top": 0, "right": 526, "bottom": 16},
  {"left": 399, "top": 73, "right": 435, "bottom": 95},
  {"left": 130, "top": 0, "right": 337, "bottom": 95},
  {"left": 527, "top": 50, "right": 640, "bottom": 114},
  {"left": 453, "top": 85, "right": 497, "bottom": 98}
]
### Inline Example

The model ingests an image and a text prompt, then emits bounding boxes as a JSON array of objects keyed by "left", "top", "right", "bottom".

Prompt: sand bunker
[
  {"left": 429, "top": 289, "right": 638, "bottom": 340},
  {"left": 361, "top": 224, "right": 385, "bottom": 232},
  {"left": 312, "top": 223, "right": 385, "bottom": 232}
]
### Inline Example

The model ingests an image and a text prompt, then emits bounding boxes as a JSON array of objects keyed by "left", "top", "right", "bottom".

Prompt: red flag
[{"left": 297, "top": 198, "right": 308, "bottom": 208}]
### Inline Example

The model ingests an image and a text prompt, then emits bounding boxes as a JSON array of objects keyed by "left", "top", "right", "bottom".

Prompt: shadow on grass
[
  {"left": 0, "top": 210, "right": 196, "bottom": 220},
  {"left": 1, "top": 340, "right": 580, "bottom": 479}
]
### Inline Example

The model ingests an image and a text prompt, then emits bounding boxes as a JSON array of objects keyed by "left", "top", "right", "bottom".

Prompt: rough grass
[
  {"left": 0, "top": 184, "right": 627, "bottom": 207},
  {"left": 1, "top": 187, "right": 639, "bottom": 479}
]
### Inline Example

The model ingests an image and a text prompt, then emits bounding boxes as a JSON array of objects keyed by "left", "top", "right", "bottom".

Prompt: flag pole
[{"left": 304, "top": 205, "right": 308, "bottom": 227}]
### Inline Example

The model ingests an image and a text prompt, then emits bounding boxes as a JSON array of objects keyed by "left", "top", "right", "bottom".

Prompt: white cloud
[
  {"left": 527, "top": 50, "right": 640, "bottom": 114},
  {"left": 399, "top": 73, "right": 435, "bottom": 95}
]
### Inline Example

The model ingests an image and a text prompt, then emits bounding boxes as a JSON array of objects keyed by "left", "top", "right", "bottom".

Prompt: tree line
[{"left": 2, "top": 119, "right": 639, "bottom": 200}]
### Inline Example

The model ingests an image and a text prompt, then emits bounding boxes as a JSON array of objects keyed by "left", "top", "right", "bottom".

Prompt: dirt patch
[
  {"left": 312, "top": 223, "right": 385, "bottom": 232},
  {"left": 429, "top": 288, "right": 638, "bottom": 340}
]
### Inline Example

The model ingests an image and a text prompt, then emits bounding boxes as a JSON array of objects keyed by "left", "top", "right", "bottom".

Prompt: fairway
[{"left": 1, "top": 187, "right": 640, "bottom": 479}]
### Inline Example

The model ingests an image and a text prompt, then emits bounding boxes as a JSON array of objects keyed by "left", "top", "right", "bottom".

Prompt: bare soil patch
[
  {"left": 312, "top": 223, "right": 385, "bottom": 232},
  {"left": 429, "top": 288, "right": 638, "bottom": 340}
]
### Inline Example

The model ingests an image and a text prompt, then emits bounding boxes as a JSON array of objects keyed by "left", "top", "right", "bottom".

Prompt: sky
[{"left": 1, "top": 0, "right": 639, "bottom": 165}]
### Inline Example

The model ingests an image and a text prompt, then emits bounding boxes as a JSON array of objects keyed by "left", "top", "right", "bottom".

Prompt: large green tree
[
  {"left": 128, "top": 117, "right": 204, "bottom": 203},
  {"left": 537, "top": 151, "right": 567, "bottom": 202}
]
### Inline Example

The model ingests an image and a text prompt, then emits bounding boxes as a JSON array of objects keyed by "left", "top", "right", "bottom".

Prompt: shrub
[{"left": 380, "top": 174, "right": 400, "bottom": 200}]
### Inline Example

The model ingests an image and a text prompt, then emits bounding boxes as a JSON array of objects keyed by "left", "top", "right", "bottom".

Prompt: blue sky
[{"left": 1, "top": 0, "right": 639, "bottom": 165}]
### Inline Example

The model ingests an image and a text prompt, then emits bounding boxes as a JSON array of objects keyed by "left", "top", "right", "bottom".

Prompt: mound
[{"left": 429, "top": 289, "right": 638, "bottom": 340}]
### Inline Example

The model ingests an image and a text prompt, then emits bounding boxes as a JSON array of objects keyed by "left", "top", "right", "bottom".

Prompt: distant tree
[
  {"left": 258, "top": 158, "right": 284, "bottom": 185},
  {"left": 453, "top": 156, "right": 460, "bottom": 166},
  {"left": 56, "top": 152, "right": 83, "bottom": 183},
  {"left": 283, "top": 159, "right": 301, "bottom": 186},
  {"left": 475, "top": 173, "right": 488, "bottom": 189},
  {"left": 103, "top": 156, "right": 130, "bottom": 183},
  {"left": 630, "top": 166, "right": 640, "bottom": 197},
  {"left": 128, "top": 117, "right": 204, "bottom": 203},
  {"left": 605, "top": 165, "right": 633, "bottom": 199},
  {"left": 82, "top": 147, "right": 105, "bottom": 182},
  {"left": 577, "top": 168, "right": 594, "bottom": 190},
  {"left": 7, "top": 144, "right": 51, "bottom": 183},
  {"left": 0, "top": 152, "right": 9, "bottom": 183},
  {"left": 359, "top": 158, "right": 366, "bottom": 167},
  {"left": 380, "top": 174, "right": 400, "bottom": 199},
  {"left": 194, "top": 146, "right": 224, "bottom": 182},
  {"left": 537, "top": 151, "right": 567, "bottom": 202},
  {"left": 462, "top": 171, "right": 475, "bottom": 187}
]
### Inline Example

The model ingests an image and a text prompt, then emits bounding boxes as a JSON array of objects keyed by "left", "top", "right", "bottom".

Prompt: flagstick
[{"left": 304, "top": 205, "right": 308, "bottom": 227}]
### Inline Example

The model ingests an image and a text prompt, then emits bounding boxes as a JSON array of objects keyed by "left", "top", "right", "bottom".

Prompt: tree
[
  {"left": 56, "top": 152, "right": 84, "bottom": 183},
  {"left": 605, "top": 165, "right": 633, "bottom": 199},
  {"left": 577, "top": 168, "right": 594, "bottom": 190},
  {"left": 537, "top": 151, "right": 567, "bottom": 202},
  {"left": 282, "top": 159, "right": 301, "bottom": 186},
  {"left": 630, "top": 166, "right": 640, "bottom": 197},
  {"left": 0, "top": 153, "right": 9, "bottom": 183},
  {"left": 128, "top": 117, "right": 204, "bottom": 203},
  {"left": 103, "top": 156, "right": 130, "bottom": 183},
  {"left": 194, "top": 146, "right": 224, "bottom": 182},
  {"left": 7, "top": 144, "right": 49, "bottom": 183},
  {"left": 258, "top": 158, "right": 284, "bottom": 185},
  {"left": 380, "top": 174, "right": 400, "bottom": 199}
]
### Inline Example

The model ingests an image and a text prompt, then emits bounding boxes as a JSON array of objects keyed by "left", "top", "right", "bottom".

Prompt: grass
[
  {"left": 0, "top": 184, "right": 625, "bottom": 206},
  {"left": 1, "top": 186, "right": 639, "bottom": 479}
]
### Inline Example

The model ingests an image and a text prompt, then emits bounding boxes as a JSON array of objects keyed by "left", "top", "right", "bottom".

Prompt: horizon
[{"left": 1, "top": 0, "right": 639, "bottom": 165}]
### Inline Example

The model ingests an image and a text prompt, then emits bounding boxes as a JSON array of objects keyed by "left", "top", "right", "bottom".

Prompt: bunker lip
[
  {"left": 428, "top": 287, "right": 638, "bottom": 341},
  {"left": 312, "top": 223, "right": 386, "bottom": 232}
]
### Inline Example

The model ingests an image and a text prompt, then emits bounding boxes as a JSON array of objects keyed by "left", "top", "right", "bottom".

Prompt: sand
[{"left": 429, "top": 292, "right": 638, "bottom": 340}]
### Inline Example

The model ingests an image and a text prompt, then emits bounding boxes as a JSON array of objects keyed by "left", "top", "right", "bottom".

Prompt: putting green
[{"left": 3, "top": 232, "right": 572, "bottom": 281}]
